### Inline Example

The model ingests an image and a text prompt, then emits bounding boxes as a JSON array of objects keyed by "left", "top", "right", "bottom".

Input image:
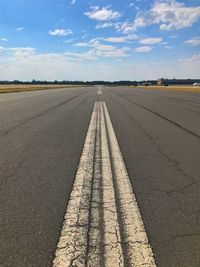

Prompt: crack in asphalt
[
  {"left": 110, "top": 91, "right": 200, "bottom": 140},
  {"left": 85, "top": 103, "right": 99, "bottom": 266},
  {"left": 116, "top": 88, "right": 200, "bottom": 107},
  {"left": 0, "top": 90, "right": 90, "bottom": 139},
  {"left": 53, "top": 102, "right": 156, "bottom": 267},
  {"left": 108, "top": 94, "right": 198, "bottom": 196}
]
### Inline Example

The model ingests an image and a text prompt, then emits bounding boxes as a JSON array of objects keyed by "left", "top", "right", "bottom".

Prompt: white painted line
[
  {"left": 99, "top": 102, "right": 123, "bottom": 266},
  {"left": 87, "top": 103, "right": 123, "bottom": 266},
  {"left": 103, "top": 102, "right": 156, "bottom": 266},
  {"left": 53, "top": 102, "right": 99, "bottom": 267},
  {"left": 97, "top": 89, "right": 102, "bottom": 95},
  {"left": 53, "top": 101, "right": 156, "bottom": 267},
  {"left": 87, "top": 103, "right": 102, "bottom": 265}
]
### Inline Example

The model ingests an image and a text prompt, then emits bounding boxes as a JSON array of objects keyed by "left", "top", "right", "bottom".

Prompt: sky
[{"left": 0, "top": 0, "right": 200, "bottom": 81}]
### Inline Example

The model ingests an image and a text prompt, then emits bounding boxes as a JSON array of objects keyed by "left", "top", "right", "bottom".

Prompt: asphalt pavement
[{"left": 0, "top": 86, "right": 200, "bottom": 267}]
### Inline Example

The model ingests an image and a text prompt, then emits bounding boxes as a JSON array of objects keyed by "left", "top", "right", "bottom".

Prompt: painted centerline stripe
[
  {"left": 53, "top": 102, "right": 156, "bottom": 267},
  {"left": 103, "top": 102, "right": 156, "bottom": 266},
  {"left": 53, "top": 103, "right": 98, "bottom": 267},
  {"left": 86, "top": 102, "right": 102, "bottom": 265},
  {"left": 99, "top": 102, "right": 123, "bottom": 266}
]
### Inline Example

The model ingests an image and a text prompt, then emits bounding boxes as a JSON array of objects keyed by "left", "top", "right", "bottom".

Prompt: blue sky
[{"left": 0, "top": 0, "right": 200, "bottom": 81}]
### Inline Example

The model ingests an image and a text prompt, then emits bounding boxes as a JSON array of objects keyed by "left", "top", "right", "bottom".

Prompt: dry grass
[
  {"left": 131, "top": 85, "right": 200, "bottom": 93},
  {"left": 0, "top": 84, "right": 80, "bottom": 94}
]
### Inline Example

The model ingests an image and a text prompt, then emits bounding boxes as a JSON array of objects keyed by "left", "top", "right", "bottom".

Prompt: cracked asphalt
[{"left": 0, "top": 86, "right": 200, "bottom": 267}]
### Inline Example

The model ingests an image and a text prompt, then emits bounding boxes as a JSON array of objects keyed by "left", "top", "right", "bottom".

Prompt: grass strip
[
  {"left": 0, "top": 84, "right": 81, "bottom": 94},
  {"left": 130, "top": 85, "right": 200, "bottom": 93}
]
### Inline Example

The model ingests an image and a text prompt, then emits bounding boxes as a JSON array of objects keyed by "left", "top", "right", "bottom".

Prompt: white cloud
[
  {"left": 64, "top": 45, "right": 129, "bottom": 60},
  {"left": 16, "top": 27, "right": 24, "bottom": 32},
  {"left": 85, "top": 7, "right": 121, "bottom": 21},
  {"left": 184, "top": 37, "right": 200, "bottom": 46},
  {"left": 1, "top": 38, "right": 8, "bottom": 42},
  {"left": 96, "top": 22, "right": 115, "bottom": 29},
  {"left": 73, "top": 42, "right": 89, "bottom": 47},
  {"left": 134, "top": 0, "right": 200, "bottom": 31},
  {"left": 97, "top": 47, "right": 128, "bottom": 58},
  {"left": 10, "top": 47, "right": 36, "bottom": 57},
  {"left": 0, "top": 47, "right": 199, "bottom": 81},
  {"left": 70, "top": 0, "right": 76, "bottom": 5},
  {"left": 115, "top": 22, "right": 137, "bottom": 33},
  {"left": 4, "top": 47, "right": 36, "bottom": 57},
  {"left": 96, "top": 21, "right": 137, "bottom": 33},
  {"left": 48, "top": 29, "right": 73, "bottom": 36},
  {"left": 181, "top": 53, "right": 200, "bottom": 62},
  {"left": 139, "top": 37, "right": 162, "bottom": 45},
  {"left": 118, "top": 0, "right": 200, "bottom": 33},
  {"left": 104, "top": 34, "right": 139, "bottom": 43},
  {"left": 0, "top": 47, "right": 36, "bottom": 57},
  {"left": 70, "top": 38, "right": 130, "bottom": 58},
  {"left": 64, "top": 50, "right": 98, "bottom": 60},
  {"left": 105, "top": 37, "right": 129, "bottom": 43},
  {"left": 134, "top": 46, "right": 153, "bottom": 52}
]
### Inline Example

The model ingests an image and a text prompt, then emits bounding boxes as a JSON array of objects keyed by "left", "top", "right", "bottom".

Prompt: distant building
[
  {"left": 157, "top": 78, "right": 200, "bottom": 85},
  {"left": 157, "top": 78, "right": 164, "bottom": 85}
]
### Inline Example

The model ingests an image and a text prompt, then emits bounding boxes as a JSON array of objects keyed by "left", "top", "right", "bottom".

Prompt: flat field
[
  {"left": 0, "top": 84, "right": 79, "bottom": 93},
  {"left": 134, "top": 85, "right": 200, "bottom": 93},
  {"left": 1, "top": 84, "right": 200, "bottom": 94}
]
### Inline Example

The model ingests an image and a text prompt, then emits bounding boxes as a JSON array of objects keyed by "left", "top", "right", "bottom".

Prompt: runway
[{"left": 1, "top": 86, "right": 200, "bottom": 266}]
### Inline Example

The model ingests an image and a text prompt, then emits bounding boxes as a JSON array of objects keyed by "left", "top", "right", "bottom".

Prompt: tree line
[{"left": 0, "top": 79, "right": 139, "bottom": 86}]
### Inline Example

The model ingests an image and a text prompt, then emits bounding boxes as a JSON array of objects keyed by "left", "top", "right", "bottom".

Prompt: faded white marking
[
  {"left": 97, "top": 89, "right": 102, "bottom": 95},
  {"left": 99, "top": 102, "right": 123, "bottom": 266},
  {"left": 87, "top": 103, "right": 102, "bottom": 265},
  {"left": 53, "top": 103, "right": 99, "bottom": 267},
  {"left": 103, "top": 102, "right": 156, "bottom": 266},
  {"left": 87, "top": 103, "right": 123, "bottom": 266},
  {"left": 53, "top": 102, "right": 156, "bottom": 267}
]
